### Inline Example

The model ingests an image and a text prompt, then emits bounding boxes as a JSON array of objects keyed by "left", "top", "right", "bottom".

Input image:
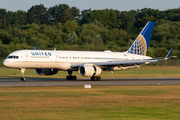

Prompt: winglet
[
  {"left": 34, "top": 46, "right": 37, "bottom": 50},
  {"left": 165, "top": 47, "right": 174, "bottom": 59}
]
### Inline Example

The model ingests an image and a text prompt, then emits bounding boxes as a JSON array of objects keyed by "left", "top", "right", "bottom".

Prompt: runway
[{"left": 0, "top": 78, "right": 180, "bottom": 87}]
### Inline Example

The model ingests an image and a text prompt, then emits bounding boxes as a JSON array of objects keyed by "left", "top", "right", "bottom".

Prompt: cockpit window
[
  {"left": 8, "top": 56, "right": 13, "bottom": 58},
  {"left": 8, "top": 56, "right": 19, "bottom": 59}
]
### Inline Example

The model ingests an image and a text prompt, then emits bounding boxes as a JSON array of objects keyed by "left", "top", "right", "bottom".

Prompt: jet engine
[
  {"left": 78, "top": 64, "right": 102, "bottom": 77},
  {"left": 35, "top": 69, "right": 58, "bottom": 76}
]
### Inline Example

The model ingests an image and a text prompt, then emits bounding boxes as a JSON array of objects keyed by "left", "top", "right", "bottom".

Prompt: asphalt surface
[{"left": 0, "top": 78, "right": 180, "bottom": 87}]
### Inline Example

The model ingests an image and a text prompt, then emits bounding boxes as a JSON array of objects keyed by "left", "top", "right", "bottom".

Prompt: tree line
[{"left": 0, "top": 4, "right": 180, "bottom": 63}]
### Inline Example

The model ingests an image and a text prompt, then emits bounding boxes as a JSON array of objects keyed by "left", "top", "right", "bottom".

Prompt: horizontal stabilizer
[
  {"left": 150, "top": 48, "right": 174, "bottom": 61},
  {"left": 165, "top": 47, "right": 174, "bottom": 59}
]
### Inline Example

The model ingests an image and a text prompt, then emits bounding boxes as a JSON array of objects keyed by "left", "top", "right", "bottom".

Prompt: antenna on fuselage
[{"left": 54, "top": 48, "right": 56, "bottom": 51}]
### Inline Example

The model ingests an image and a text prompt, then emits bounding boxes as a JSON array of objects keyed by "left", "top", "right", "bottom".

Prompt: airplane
[{"left": 3, "top": 21, "right": 174, "bottom": 81}]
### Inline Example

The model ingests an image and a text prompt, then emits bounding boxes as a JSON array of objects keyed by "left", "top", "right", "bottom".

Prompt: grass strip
[{"left": 0, "top": 86, "right": 180, "bottom": 119}]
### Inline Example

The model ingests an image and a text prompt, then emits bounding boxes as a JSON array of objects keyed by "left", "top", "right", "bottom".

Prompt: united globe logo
[{"left": 128, "top": 35, "right": 147, "bottom": 56}]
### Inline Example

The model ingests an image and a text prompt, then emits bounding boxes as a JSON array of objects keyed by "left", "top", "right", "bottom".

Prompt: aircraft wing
[
  {"left": 71, "top": 59, "right": 158, "bottom": 68},
  {"left": 95, "top": 59, "right": 157, "bottom": 66}
]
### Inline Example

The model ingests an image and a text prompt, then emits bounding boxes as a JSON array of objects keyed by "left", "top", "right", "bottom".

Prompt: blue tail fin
[{"left": 127, "top": 21, "right": 155, "bottom": 56}]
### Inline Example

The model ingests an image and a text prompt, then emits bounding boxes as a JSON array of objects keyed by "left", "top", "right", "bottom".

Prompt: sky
[{"left": 1, "top": 0, "right": 180, "bottom": 12}]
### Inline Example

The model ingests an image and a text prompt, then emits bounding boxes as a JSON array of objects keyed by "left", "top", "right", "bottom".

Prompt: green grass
[
  {"left": 0, "top": 91, "right": 99, "bottom": 98},
  {"left": 99, "top": 88, "right": 166, "bottom": 96},
  {"left": 0, "top": 86, "right": 180, "bottom": 119}
]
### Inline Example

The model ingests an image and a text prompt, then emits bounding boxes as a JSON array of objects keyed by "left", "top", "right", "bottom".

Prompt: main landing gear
[
  {"left": 66, "top": 71, "right": 77, "bottom": 80},
  {"left": 91, "top": 76, "right": 101, "bottom": 81},
  {"left": 66, "top": 71, "right": 101, "bottom": 81},
  {"left": 20, "top": 68, "right": 26, "bottom": 81}
]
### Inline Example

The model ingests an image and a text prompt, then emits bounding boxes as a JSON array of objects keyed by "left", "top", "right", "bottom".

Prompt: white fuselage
[{"left": 3, "top": 50, "right": 152, "bottom": 70}]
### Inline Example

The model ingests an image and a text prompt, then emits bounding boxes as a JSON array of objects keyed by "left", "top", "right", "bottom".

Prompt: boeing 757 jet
[{"left": 3, "top": 22, "right": 173, "bottom": 81}]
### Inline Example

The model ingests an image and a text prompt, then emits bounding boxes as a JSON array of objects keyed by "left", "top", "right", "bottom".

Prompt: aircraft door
[
  {"left": 55, "top": 55, "right": 59, "bottom": 63},
  {"left": 25, "top": 54, "right": 29, "bottom": 62}
]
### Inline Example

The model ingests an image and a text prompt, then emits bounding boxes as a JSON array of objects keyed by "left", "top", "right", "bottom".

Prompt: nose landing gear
[{"left": 19, "top": 68, "right": 26, "bottom": 81}]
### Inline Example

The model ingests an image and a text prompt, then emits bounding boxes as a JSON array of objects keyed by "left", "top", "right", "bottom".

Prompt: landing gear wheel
[
  {"left": 66, "top": 76, "right": 77, "bottom": 80},
  {"left": 66, "top": 76, "right": 70, "bottom": 80},
  {"left": 21, "top": 77, "right": 26, "bottom": 81},
  {"left": 66, "top": 71, "right": 77, "bottom": 80},
  {"left": 97, "top": 76, "right": 101, "bottom": 81},
  {"left": 91, "top": 77, "right": 94, "bottom": 81},
  {"left": 94, "top": 77, "right": 97, "bottom": 81},
  {"left": 72, "top": 76, "right": 77, "bottom": 80},
  {"left": 91, "top": 76, "right": 101, "bottom": 81}
]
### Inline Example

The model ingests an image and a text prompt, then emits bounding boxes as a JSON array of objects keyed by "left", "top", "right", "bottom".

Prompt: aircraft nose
[{"left": 3, "top": 59, "right": 10, "bottom": 67}]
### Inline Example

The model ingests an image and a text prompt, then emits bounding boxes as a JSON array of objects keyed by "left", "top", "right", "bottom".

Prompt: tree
[
  {"left": 27, "top": 4, "right": 49, "bottom": 24},
  {"left": 93, "top": 34, "right": 103, "bottom": 46},
  {"left": 118, "top": 11, "right": 134, "bottom": 31},
  {"left": 13, "top": 10, "right": 27, "bottom": 26},
  {"left": 79, "top": 23, "right": 101, "bottom": 44},
  {"left": 71, "top": 7, "right": 80, "bottom": 20},
  {"left": 0, "top": 9, "right": 6, "bottom": 19},
  {"left": 80, "top": 9, "right": 91, "bottom": 24},
  {"left": 81, "top": 9, "right": 127, "bottom": 29},
  {"left": 0, "top": 31, "right": 12, "bottom": 44},
  {"left": 64, "top": 20, "right": 78, "bottom": 33},
  {"left": 0, "top": 19, "right": 2, "bottom": 29},
  {"left": 134, "top": 8, "right": 159, "bottom": 29},
  {"left": 2, "top": 17, "right": 7, "bottom": 29},
  {"left": 147, "top": 47, "right": 155, "bottom": 58},
  {"left": 66, "top": 32, "right": 78, "bottom": 45},
  {"left": 48, "top": 4, "right": 73, "bottom": 25}
]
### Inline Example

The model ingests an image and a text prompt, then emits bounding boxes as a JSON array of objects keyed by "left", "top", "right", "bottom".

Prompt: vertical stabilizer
[{"left": 127, "top": 21, "right": 155, "bottom": 56}]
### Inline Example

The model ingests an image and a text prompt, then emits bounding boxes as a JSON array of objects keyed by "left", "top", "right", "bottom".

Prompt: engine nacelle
[
  {"left": 35, "top": 69, "right": 58, "bottom": 76},
  {"left": 78, "top": 64, "right": 102, "bottom": 77}
]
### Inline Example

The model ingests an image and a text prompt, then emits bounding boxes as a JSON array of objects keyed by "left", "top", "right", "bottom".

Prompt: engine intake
[
  {"left": 78, "top": 65, "right": 102, "bottom": 77},
  {"left": 35, "top": 69, "right": 58, "bottom": 76}
]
